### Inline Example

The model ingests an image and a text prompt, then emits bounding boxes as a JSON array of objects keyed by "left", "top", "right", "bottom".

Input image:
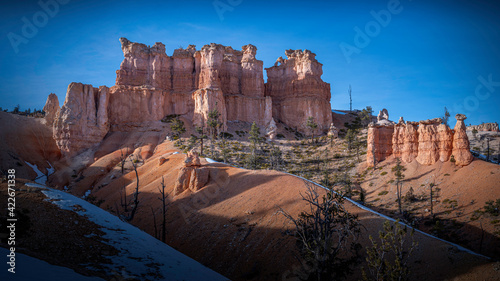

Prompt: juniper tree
[
  {"left": 306, "top": 116, "right": 318, "bottom": 143},
  {"left": 363, "top": 220, "right": 417, "bottom": 281},
  {"left": 170, "top": 117, "right": 186, "bottom": 140},
  {"left": 247, "top": 122, "right": 261, "bottom": 169},
  {"left": 392, "top": 158, "right": 406, "bottom": 215},
  {"left": 206, "top": 108, "right": 222, "bottom": 158}
]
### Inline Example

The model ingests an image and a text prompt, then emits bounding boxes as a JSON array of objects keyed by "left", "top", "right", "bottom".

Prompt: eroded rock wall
[
  {"left": 265, "top": 49, "right": 332, "bottom": 132},
  {"left": 367, "top": 111, "right": 474, "bottom": 167},
  {"left": 51, "top": 38, "right": 332, "bottom": 156},
  {"left": 53, "top": 83, "right": 109, "bottom": 156}
]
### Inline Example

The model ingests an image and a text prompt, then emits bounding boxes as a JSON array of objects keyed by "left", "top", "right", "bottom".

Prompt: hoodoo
[
  {"left": 367, "top": 110, "right": 474, "bottom": 167},
  {"left": 50, "top": 38, "right": 332, "bottom": 156}
]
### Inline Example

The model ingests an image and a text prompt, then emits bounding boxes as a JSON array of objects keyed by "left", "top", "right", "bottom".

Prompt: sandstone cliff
[
  {"left": 43, "top": 93, "right": 60, "bottom": 126},
  {"left": 51, "top": 38, "right": 332, "bottom": 156},
  {"left": 265, "top": 49, "right": 332, "bottom": 131},
  {"left": 367, "top": 110, "right": 474, "bottom": 167},
  {"left": 53, "top": 83, "right": 109, "bottom": 157}
]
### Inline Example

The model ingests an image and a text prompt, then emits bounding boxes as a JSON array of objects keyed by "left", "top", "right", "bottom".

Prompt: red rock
[
  {"left": 53, "top": 83, "right": 109, "bottom": 157},
  {"left": 452, "top": 114, "right": 473, "bottom": 166},
  {"left": 367, "top": 122, "right": 394, "bottom": 167},
  {"left": 416, "top": 118, "right": 441, "bottom": 165},
  {"left": 265, "top": 49, "right": 332, "bottom": 133},
  {"left": 437, "top": 123, "right": 453, "bottom": 162},
  {"left": 401, "top": 121, "right": 419, "bottom": 163},
  {"left": 184, "top": 151, "right": 201, "bottom": 167},
  {"left": 43, "top": 93, "right": 60, "bottom": 126},
  {"left": 52, "top": 38, "right": 333, "bottom": 155}
]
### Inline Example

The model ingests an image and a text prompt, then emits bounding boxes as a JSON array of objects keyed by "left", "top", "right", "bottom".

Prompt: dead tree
[
  {"left": 125, "top": 154, "right": 140, "bottom": 221},
  {"left": 280, "top": 180, "right": 361, "bottom": 280},
  {"left": 119, "top": 148, "right": 128, "bottom": 174},
  {"left": 158, "top": 176, "right": 168, "bottom": 242}
]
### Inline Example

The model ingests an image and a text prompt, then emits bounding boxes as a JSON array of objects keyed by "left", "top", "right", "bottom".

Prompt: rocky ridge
[
  {"left": 367, "top": 109, "right": 473, "bottom": 167},
  {"left": 49, "top": 38, "right": 332, "bottom": 156}
]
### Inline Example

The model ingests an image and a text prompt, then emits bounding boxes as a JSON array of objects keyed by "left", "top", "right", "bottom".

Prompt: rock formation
[
  {"left": 327, "top": 123, "right": 338, "bottom": 138},
  {"left": 377, "top": 109, "right": 389, "bottom": 122},
  {"left": 266, "top": 118, "right": 278, "bottom": 141},
  {"left": 174, "top": 152, "right": 209, "bottom": 195},
  {"left": 452, "top": 114, "right": 474, "bottom": 166},
  {"left": 43, "top": 93, "right": 60, "bottom": 126},
  {"left": 467, "top": 122, "right": 499, "bottom": 132},
  {"left": 51, "top": 38, "right": 332, "bottom": 156},
  {"left": 367, "top": 122, "right": 394, "bottom": 165},
  {"left": 265, "top": 49, "right": 332, "bottom": 132},
  {"left": 367, "top": 110, "right": 474, "bottom": 167},
  {"left": 401, "top": 121, "right": 419, "bottom": 163},
  {"left": 53, "top": 83, "right": 109, "bottom": 156},
  {"left": 415, "top": 118, "right": 442, "bottom": 165}
]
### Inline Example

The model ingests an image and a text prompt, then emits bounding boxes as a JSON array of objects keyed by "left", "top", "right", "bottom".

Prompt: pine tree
[{"left": 306, "top": 116, "right": 318, "bottom": 143}]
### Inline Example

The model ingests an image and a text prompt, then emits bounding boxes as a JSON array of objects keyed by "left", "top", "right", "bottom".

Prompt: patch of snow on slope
[
  {"left": 24, "top": 161, "right": 45, "bottom": 184},
  {"left": 26, "top": 183, "right": 228, "bottom": 281},
  {"left": 0, "top": 247, "right": 104, "bottom": 281}
]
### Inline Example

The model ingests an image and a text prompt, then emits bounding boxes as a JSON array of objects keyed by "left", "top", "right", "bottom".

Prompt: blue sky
[{"left": 1, "top": 0, "right": 499, "bottom": 126}]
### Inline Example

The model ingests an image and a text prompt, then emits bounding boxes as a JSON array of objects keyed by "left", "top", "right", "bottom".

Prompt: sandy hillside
[
  {"left": 0, "top": 112, "right": 60, "bottom": 179},
  {"left": 70, "top": 136, "right": 499, "bottom": 281},
  {"left": 358, "top": 156, "right": 500, "bottom": 260}
]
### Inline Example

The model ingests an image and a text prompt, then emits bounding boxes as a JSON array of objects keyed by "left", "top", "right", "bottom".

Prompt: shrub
[
  {"left": 363, "top": 220, "right": 418, "bottom": 281},
  {"left": 380, "top": 171, "right": 388, "bottom": 176},
  {"left": 378, "top": 191, "right": 389, "bottom": 196}
]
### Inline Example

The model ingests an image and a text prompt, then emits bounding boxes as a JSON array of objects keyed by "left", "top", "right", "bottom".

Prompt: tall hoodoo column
[
  {"left": 53, "top": 83, "right": 109, "bottom": 157},
  {"left": 452, "top": 114, "right": 473, "bottom": 166}
]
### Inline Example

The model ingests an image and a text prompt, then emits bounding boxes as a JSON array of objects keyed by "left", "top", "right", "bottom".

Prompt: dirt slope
[
  {"left": 0, "top": 112, "right": 60, "bottom": 179},
  {"left": 83, "top": 140, "right": 499, "bottom": 280},
  {"left": 358, "top": 156, "right": 500, "bottom": 260}
]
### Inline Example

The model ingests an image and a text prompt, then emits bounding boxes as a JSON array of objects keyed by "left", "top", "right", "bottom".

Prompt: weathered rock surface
[
  {"left": 266, "top": 118, "right": 277, "bottom": 141},
  {"left": 401, "top": 121, "right": 419, "bottom": 163},
  {"left": 265, "top": 49, "right": 332, "bottom": 132},
  {"left": 437, "top": 123, "right": 453, "bottom": 162},
  {"left": 51, "top": 38, "right": 331, "bottom": 156},
  {"left": 53, "top": 83, "right": 109, "bottom": 156},
  {"left": 43, "top": 93, "right": 60, "bottom": 126},
  {"left": 327, "top": 123, "right": 338, "bottom": 138},
  {"left": 174, "top": 152, "right": 209, "bottom": 195},
  {"left": 367, "top": 122, "right": 394, "bottom": 166},
  {"left": 184, "top": 151, "right": 201, "bottom": 167},
  {"left": 452, "top": 114, "right": 474, "bottom": 166},
  {"left": 467, "top": 122, "right": 499, "bottom": 132},
  {"left": 377, "top": 109, "right": 389, "bottom": 122},
  {"left": 416, "top": 118, "right": 441, "bottom": 165},
  {"left": 367, "top": 110, "right": 474, "bottom": 167}
]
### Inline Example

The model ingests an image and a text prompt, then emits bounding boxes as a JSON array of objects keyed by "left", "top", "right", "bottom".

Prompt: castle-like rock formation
[
  {"left": 50, "top": 38, "right": 332, "bottom": 156},
  {"left": 467, "top": 122, "right": 499, "bottom": 132},
  {"left": 367, "top": 110, "right": 473, "bottom": 167}
]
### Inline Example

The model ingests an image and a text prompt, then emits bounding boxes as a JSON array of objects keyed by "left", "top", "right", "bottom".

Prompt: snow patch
[
  {"left": 24, "top": 161, "right": 45, "bottom": 185},
  {"left": 0, "top": 247, "right": 103, "bottom": 281},
  {"left": 26, "top": 183, "right": 228, "bottom": 281}
]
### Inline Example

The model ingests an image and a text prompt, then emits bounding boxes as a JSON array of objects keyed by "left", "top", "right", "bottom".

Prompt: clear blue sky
[{"left": 1, "top": 0, "right": 499, "bottom": 126}]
